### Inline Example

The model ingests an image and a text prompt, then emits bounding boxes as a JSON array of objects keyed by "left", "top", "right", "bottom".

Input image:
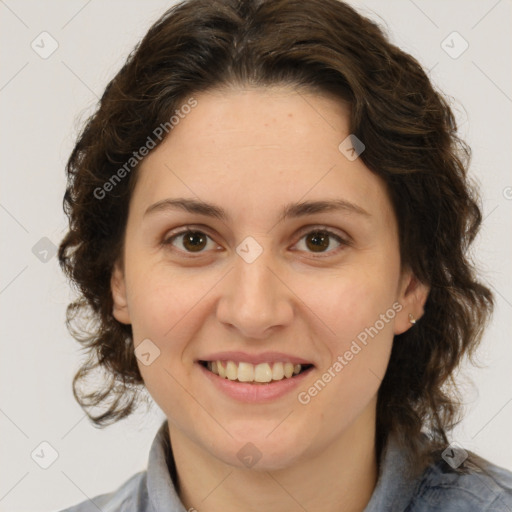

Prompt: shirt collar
[
  {"left": 146, "top": 419, "right": 185, "bottom": 511},
  {"left": 363, "top": 433, "right": 422, "bottom": 512},
  {"left": 146, "top": 419, "right": 421, "bottom": 512}
]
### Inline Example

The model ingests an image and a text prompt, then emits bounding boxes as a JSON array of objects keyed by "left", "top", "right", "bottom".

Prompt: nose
[{"left": 216, "top": 245, "right": 294, "bottom": 339}]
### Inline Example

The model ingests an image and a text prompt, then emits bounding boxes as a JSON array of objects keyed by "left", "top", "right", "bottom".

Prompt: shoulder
[
  {"left": 56, "top": 470, "right": 148, "bottom": 512},
  {"left": 409, "top": 455, "right": 512, "bottom": 511}
]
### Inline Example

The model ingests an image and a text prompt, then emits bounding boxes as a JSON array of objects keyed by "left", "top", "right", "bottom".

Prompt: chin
[
  {"left": 220, "top": 445, "right": 305, "bottom": 472},
  {"left": 206, "top": 429, "right": 311, "bottom": 472}
]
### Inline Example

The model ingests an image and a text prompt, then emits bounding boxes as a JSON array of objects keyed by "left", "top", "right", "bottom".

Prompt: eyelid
[
  {"left": 161, "top": 224, "right": 351, "bottom": 257},
  {"left": 290, "top": 225, "right": 351, "bottom": 258},
  {"left": 294, "top": 224, "right": 352, "bottom": 245},
  {"left": 161, "top": 225, "right": 221, "bottom": 256}
]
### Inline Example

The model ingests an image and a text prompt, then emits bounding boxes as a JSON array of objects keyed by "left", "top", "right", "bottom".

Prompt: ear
[
  {"left": 111, "top": 259, "right": 131, "bottom": 325},
  {"left": 394, "top": 267, "right": 430, "bottom": 335}
]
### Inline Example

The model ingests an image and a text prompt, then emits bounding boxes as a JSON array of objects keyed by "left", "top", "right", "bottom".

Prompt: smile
[{"left": 200, "top": 360, "right": 314, "bottom": 384}]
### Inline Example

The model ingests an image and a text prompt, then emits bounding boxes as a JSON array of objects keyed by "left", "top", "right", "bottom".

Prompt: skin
[{"left": 111, "top": 85, "right": 429, "bottom": 512}]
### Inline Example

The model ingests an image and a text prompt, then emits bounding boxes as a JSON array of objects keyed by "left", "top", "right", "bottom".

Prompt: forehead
[{"left": 131, "top": 86, "right": 394, "bottom": 225}]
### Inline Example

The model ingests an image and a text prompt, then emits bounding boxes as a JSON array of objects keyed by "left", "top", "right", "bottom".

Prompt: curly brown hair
[{"left": 58, "top": 0, "right": 493, "bottom": 472}]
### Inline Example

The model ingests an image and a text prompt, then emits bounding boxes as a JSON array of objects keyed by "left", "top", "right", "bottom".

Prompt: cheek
[
  {"left": 126, "top": 269, "right": 204, "bottom": 423},
  {"left": 127, "top": 265, "right": 200, "bottom": 341},
  {"left": 305, "top": 265, "right": 400, "bottom": 356},
  {"left": 297, "top": 275, "right": 397, "bottom": 432}
]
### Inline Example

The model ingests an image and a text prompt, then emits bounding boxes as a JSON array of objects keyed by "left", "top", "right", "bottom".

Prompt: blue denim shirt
[{"left": 57, "top": 420, "right": 512, "bottom": 512}]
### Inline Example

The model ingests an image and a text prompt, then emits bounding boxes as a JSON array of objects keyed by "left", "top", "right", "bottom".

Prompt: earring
[{"left": 408, "top": 313, "right": 416, "bottom": 325}]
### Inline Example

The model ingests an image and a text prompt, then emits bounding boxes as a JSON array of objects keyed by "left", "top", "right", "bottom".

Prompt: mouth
[{"left": 199, "top": 360, "right": 314, "bottom": 384}]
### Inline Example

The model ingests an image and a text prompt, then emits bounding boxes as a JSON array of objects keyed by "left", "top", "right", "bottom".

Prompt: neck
[{"left": 168, "top": 402, "right": 379, "bottom": 512}]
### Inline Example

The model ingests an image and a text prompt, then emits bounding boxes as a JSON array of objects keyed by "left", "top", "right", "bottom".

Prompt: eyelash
[{"left": 161, "top": 225, "right": 350, "bottom": 258}]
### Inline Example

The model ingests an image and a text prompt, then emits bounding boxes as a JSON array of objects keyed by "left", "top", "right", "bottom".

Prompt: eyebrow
[{"left": 144, "top": 197, "right": 371, "bottom": 223}]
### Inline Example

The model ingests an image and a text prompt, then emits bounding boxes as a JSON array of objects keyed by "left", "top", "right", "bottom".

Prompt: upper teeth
[{"left": 206, "top": 361, "right": 302, "bottom": 382}]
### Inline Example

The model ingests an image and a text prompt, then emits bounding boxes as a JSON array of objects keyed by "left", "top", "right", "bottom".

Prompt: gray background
[{"left": 0, "top": 1, "right": 511, "bottom": 511}]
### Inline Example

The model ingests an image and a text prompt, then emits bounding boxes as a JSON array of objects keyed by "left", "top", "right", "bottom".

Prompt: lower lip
[{"left": 198, "top": 363, "right": 314, "bottom": 403}]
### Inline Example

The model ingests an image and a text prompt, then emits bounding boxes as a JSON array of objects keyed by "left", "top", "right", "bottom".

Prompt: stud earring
[{"left": 408, "top": 313, "right": 416, "bottom": 325}]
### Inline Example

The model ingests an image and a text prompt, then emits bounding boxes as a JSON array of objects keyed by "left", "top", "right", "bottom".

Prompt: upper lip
[{"left": 197, "top": 351, "right": 314, "bottom": 366}]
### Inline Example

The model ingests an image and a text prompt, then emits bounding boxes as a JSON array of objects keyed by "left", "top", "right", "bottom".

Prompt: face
[{"left": 111, "top": 86, "right": 428, "bottom": 470}]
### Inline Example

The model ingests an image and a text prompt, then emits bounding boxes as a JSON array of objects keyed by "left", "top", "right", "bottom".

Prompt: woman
[{"left": 57, "top": 0, "right": 512, "bottom": 510}]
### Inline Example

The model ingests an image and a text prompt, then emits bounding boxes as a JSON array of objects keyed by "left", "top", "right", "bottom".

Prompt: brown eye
[
  {"left": 181, "top": 231, "right": 208, "bottom": 251},
  {"left": 294, "top": 228, "right": 348, "bottom": 256},
  {"left": 162, "top": 226, "right": 348, "bottom": 258},
  {"left": 305, "top": 231, "right": 331, "bottom": 252},
  {"left": 163, "top": 229, "right": 213, "bottom": 253}
]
